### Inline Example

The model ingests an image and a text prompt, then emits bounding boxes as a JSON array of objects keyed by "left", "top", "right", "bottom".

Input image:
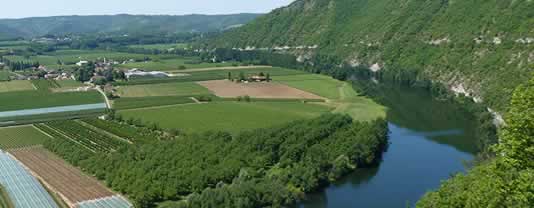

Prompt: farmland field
[
  {"left": 3, "top": 50, "right": 168, "bottom": 70},
  {"left": 37, "top": 120, "right": 127, "bottom": 153},
  {"left": 120, "top": 57, "right": 236, "bottom": 71},
  {"left": 119, "top": 67, "right": 306, "bottom": 86},
  {"left": 128, "top": 43, "right": 188, "bottom": 50},
  {"left": 198, "top": 80, "right": 324, "bottom": 99},
  {"left": 0, "top": 91, "right": 104, "bottom": 112},
  {"left": 0, "top": 71, "right": 10, "bottom": 81},
  {"left": 272, "top": 74, "right": 386, "bottom": 121},
  {"left": 0, "top": 126, "right": 50, "bottom": 150},
  {"left": 273, "top": 74, "right": 343, "bottom": 99},
  {"left": 120, "top": 101, "right": 332, "bottom": 133},
  {"left": 116, "top": 82, "right": 210, "bottom": 97},
  {"left": 9, "top": 147, "right": 116, "bottom": 206},
  {"left": 0, "top": 80, "right": 34, "bottom": 93},
  {"left": 31, "top": 80, "right": 60, "bottom": 91},
  {"left": 113, "top": 95, "right": 198, "bottom": 110}
]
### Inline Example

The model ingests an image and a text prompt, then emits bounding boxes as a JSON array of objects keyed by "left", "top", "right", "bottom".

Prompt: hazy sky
[{"left": 1, "top": 0, "right": 294, "bottom": 19}]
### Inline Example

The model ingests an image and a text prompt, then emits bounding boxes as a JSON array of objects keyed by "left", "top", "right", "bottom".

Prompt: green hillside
[
  {"left": 211, "top": 0, "right": 534, "bottom": 112},
  {"left": 0, "top": 13, "right": 261, "bottom": 38}
]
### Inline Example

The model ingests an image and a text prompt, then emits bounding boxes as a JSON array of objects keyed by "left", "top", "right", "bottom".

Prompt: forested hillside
[
  {"left": 417, "top": 74, "right": 534, "bottom": 207},
  {"left": 0, "top": 14, "right": 261, "bottom": 38},
  {"left": 210, "top": 0, "right": 534, "bottom": 112}
]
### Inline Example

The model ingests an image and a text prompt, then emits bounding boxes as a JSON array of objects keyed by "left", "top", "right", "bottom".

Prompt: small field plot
[
  {"left": 0, "top": 91, "right": 104, "bottom": 112},
  {"left": 0, "top": 71, "right": 10, "bottom": 81},
  {"left": 117, "top": 82, "right": 210, "bottom": 97},
  {"left": 9, "top": 147, "right": 116, "bottom": 206},
  {"left": 120, "top": 101, "right": 331, "bottom": 133},
  {"left": 0, "top": 126, "right": 50, "bottom": 150},
  {"left": 0, "top": 80, "right": 34, "bottom": 93},
  {"left": 198, "top": 80, "right": 324, "bottom": 99},
  {"left": 273, "top": 74, "right": 344, "bottom": 99}
]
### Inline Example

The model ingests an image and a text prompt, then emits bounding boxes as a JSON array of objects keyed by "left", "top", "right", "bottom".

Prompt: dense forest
[
  {"left": 417, "top": 74, "right": 534, "bottom": 207},
  {"left": 208, "top": 0, "right": 534, "bottom": 113},
  {"left": 44, "top": 114, "right": 388, "bottom": 207},
  {"left": 0, "top": 14, "right": 261, "bottom": 38}
]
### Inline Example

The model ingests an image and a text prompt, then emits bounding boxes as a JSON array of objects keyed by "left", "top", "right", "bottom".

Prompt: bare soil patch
[
  {"left": 197, "top": 80, "right": 324, "bottom": 99},
  {"left": 9, "top": 147, "right": 114, "bottom": 206}
]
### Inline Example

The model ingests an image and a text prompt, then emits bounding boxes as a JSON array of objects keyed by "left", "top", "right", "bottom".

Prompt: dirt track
[
  {"left": 197, "top": 80, "right": 324, "bottom": 99},
  {"left": 10, "top": 147, "right": 114, "bottom": 206}
]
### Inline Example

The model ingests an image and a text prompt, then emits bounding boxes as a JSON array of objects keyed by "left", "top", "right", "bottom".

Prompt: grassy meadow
[
  {"left": 117, "top": 82, "right": 210, "bottom": 97},
  {"left": 113, "top": 96, "right": 198, "bottom": 110},
  {"left": 120, "top": 101, "right": 331, "bottom": 134},
  {"left": 0, "top": 80, "right": 34, "bottom": 93},
  {"left": 274, "top": 74, "right": 386, "bottom": 121},
  {"left": 0, "top": 126, "right": 50, "bottom": 149}
]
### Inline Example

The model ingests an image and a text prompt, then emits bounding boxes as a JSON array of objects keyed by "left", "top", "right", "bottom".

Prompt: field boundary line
[
  {"left": 32, "top": 125, "right": 55, "bottom": 139},
  {"left": 75, "top": 120, "right": 133, "bottom": 144}
]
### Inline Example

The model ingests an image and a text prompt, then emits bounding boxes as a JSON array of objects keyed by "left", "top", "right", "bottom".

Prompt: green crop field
[
  {"left": 273, "top": 74, "right": 386, "bottom": 121},
  {"left": 0, "top": 80, "right": 34, "bottom": 93},
  {"left": 0, "top": 126, "right": 50, "bottom": 150},
  {"left": 113, "top": 95, "right": 198, "bottom": 110},
  {"left": 120, "top": 101, "right": 331, "bottom": 133},
  {"left": 120, "top": 57, "right": 237, "bottom": 71},
  {"left": 0, "top": 71, "right": 10, "bottom": 81},
  {"left": 117, "top": 82, "right": 210, "bottom": 97},
  {"left": 0, "top": 91, "right": 104, "bottom": 112},
  {"left": 274, "top": 74, "right": 344, "bottom": 99}
]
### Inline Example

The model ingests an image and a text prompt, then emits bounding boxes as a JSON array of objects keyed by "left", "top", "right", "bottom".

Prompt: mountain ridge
[
  {"left": 210, "top": 0, "right": 534, "bottom": 112},
  {"left": 0, "top": 13, "right": 263, "bottom": 38}
]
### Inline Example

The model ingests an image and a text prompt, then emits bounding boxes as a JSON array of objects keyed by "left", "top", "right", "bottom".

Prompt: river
[{"left": 299, "top": 83, "right": 479, "bottom": 207}]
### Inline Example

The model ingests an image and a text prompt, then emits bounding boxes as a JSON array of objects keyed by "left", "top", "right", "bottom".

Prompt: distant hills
[
  {"left": 0, "top": 14, "right": 262, "bottom": 38},
  {"left": 211, "top": 0, "right": 534, "bottom": 112}
]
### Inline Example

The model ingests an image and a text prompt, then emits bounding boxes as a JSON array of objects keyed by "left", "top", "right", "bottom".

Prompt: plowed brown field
[
  {"left": 10, "top": 147, "right": 114, "bottom": 206},
  {"left": 197, "top": 80, "right": 324, "bottom": 99}
]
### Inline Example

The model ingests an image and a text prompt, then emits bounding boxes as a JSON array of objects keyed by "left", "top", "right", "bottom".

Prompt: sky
[{"left": 1, "top": 0, "right": 295, "bottom": 19}]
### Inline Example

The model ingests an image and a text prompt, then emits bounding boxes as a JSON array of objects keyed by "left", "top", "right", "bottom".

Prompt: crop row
[
  {"left": 36, "top": 121, "right": 126, "bottom": 153},
  {"left": 31, "top": 80, "right": 60, "bottom": 91}
]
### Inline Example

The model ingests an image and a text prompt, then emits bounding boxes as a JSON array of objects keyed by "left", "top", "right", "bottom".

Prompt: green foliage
[
  {"left": 45, "top": 114, "right": 388, "bottom": 207},
  {"left": 417, "top": 74, "right": 534, "bottom": 208}
]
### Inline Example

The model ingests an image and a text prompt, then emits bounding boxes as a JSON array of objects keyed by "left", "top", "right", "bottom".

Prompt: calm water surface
[{"left": 299, "top": 84, "right": 478, "bottom": 208}]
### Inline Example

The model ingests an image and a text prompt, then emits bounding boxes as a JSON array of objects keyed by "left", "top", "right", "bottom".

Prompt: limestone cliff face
[{"left": 211, "top": 0, "right": 534, "bottom": 112}]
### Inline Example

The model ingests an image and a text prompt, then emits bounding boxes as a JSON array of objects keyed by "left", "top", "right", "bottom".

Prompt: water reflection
[{"left": 299, "top": 82, "right": 478, "bottom": 208}]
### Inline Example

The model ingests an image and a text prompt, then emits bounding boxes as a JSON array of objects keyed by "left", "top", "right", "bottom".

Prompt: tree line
[{"left": 43, "top": 114, "right": 388, "bottom": 207}]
